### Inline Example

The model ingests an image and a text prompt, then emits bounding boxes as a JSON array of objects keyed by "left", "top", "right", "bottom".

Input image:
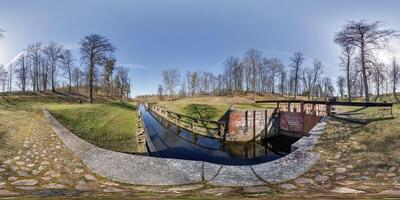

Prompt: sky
[{"left": 1, "top": 0, "right": 400, "bottom": 97}]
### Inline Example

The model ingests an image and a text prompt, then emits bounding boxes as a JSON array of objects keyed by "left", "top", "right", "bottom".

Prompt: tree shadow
[
  {"left": 183, "top": 104, "right": 219, "bottom": 120},
  {"left": 182, "top": 104, "right": 219, "bottom": 134}
]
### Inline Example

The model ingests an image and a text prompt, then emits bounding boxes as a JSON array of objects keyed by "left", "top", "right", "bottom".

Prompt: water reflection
[{"left": 140, "top": 105, "right": 299, "bottom": 165}]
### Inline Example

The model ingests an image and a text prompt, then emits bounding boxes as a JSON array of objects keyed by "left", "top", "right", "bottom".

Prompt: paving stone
[
  {"left": 44, "top": 183, "right": 66, "bottom": 189},
  {"left": 103, "top": 187, "right": 126, "bottom": 193},
  {"left": 45, "top": 171, "right": 61, "bottom": 178},
  {"left": 294, "top": 178, "right": 314, "bottom": 185},
  {"left": 0, "top": 189, "right": 19, "bottom": 196},
  {"left": 103, "top": 181, "right": 120, "bottom": 186},
  {"left": 335, "top": 167, "right": 347, "bottom": 174},
  {"left": 16, "top": 170, "right": 30, "bottom": 177},
  {"left": 27, "top": 164, "right": 35, "bottom": 168},
  {"left": 280, "top": 184, "right": 296, "bottom": 189},
  {"left": 0, "top": 168, "right": 5, "bottom": 173},
  {"left": 3, "top": 160, "right": 12, "bottom": 165},
  {"left": 74, "top": 168, "right": 84, "bottom": 173},
  {"left": 167, "top": 184, "right": 204, "bottom": 192},
  {"left": 377, "top": 190, "right": 400, "bottom": 196},
  {"left": 201, "top": 187, "right": 234, "bottom": 195},
  {"left": 16, "top": 186, "right": 37, "bottom": 191},
  {"left": 41, "top": 161, "right": 50, "bottom": 165},
  {"left": 11, "top": 179, "right": 38, "bottom": 186},
  {"left": 8, "top": 177, "right": 18, "bottom": 181},
  {"left": 75, "top": 181, "right": 96, "bottom": 191},
  {"left": 15, "top": 161, "right": 24, "bottom": 166},
  {"left": 241, "top": 186, "right": 272, "bottom": 193},
  {"left": 84, "top": 174, "right": 97, "bottom": 181},
  {"left": 10, "top": 166, "right": 19, "bottom": 171},
  {"left": 331, "top": 187, "right": 366, "bottom": 194},
  {"left": 38, "top": 166, "right": 47, "bottom": 171},
  {"left": 315, "top": 175, "right": 329, "bottom": 183},
  {"left": 132, "top": 186, "right": 168, "bottom": 193},
  {"left": 32, "top": 170, "right": 40, "bottom": 175}
]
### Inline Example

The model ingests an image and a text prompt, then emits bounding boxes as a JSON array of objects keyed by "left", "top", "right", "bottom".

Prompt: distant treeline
[{"left": 158, "top": 20, "right": 400, "bottom": 102}]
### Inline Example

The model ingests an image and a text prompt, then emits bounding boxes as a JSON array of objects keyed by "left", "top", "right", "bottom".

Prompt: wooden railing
[{"left": 147, "top": 104, "right": 227, "bottom": 140}]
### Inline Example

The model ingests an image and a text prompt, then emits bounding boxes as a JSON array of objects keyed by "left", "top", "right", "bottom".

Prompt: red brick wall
[{"left": 278, "top": 111, "right": 321, "bottom": 135}]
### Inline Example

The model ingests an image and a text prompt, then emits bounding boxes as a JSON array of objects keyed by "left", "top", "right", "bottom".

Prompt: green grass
[
  {"left": 0, "top": 92, "right": 139, "bottom": 154},
  {"left": 156, "top": 97, "right": 232, "bottom": 121},
  {"left": 48, "top": 102, "right": 138, "bottom": 153},
  {"left": 333, "top": 104, "right": 400, "bottom": 160}
]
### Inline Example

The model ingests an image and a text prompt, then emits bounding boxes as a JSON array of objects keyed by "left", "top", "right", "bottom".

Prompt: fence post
[{"left": 253, "top": 110, "right": 256, "bottom": 141}]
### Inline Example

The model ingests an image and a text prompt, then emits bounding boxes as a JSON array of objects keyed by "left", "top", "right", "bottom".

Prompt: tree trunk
[
  {"left": 89, "top": 63, "right": 94, "bottom": 102},
  {"left": 361, "top": 42, "right": 370, "bottom": 102},
  {"left": 346, "top": 59, "right": 352, "bottom": 102}
]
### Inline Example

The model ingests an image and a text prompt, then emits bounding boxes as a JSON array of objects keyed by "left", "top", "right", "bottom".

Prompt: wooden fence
[{"left": 147, "top": 104, "right": 227, "bottom": 140}]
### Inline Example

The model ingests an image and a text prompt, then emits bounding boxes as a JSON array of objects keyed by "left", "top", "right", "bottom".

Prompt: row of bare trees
[
  {"left": 0, "top": 34, "right": 131, "bottom": 102},
  {"left": 159, "top": 50, "right": 335, "bottom": 100}
]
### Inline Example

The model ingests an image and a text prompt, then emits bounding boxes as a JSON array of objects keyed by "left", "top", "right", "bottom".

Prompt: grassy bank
[
  {"left": 0, "top": 92, "right": 139, "bottom": 153},
  {"left": 48, "top": 102, "right": 138, "bottom": 153}
]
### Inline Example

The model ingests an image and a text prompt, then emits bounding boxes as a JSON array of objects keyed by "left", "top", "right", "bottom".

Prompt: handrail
[
  {"left": 147, "top": 104, "right": 227, "bottom": 140},
  {"left": 255, "top": 100, "right": 393, "bottom": 107}
]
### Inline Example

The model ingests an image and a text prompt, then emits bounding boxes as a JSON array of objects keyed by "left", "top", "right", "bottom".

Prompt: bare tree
[
  {"left": 72, "top": 67, "right": 84, "bottom": 93},
  {"left": 335, "top": 20, "right": 399, "bottom": 102},
  {"left": 26, "top": 42, "right": 42, "bottom": 91},
  {"left": 103, "top": 59, "right": 116, "bottom": 97},
  {"left": 15, "top": 54, "right": 28, "bottom": 92},
  {"left": 115, "top": 66, "right": 130, "bottom": 99},
  {"left": 0, "top": 65, "right": 8, "bottom": 92},
  {"left": 268, "top": 58, "right": 284, "bottom": 94},
  {"left": 339, "top": 44, "right": 355, "bottom": 102},
  {"left": 162, "top": 68, "right": 180, "bottom": 97},
  {"left": 390, "top": 58, "right": 400, "bottom": 102},
  {"left": 43, "top": 42, "right": 63, "bottom": 92},
  {"left": 244, "top": 49, "right": 262, "bottom": 100},
  {"left": 80, "top": 34, "right": 116, "bottom": 102},
  {"left": 60, "top": 49, "right": 74, "bottom": 93},
  {"left": 337, "top": 76, "right": 346, "bottom": 98},
  {"left": 289, "top": 52, "right": 305, "bottom": 99},
  {"left": 279, "top": 68, "right": 287, "bottom": 95},
  {"left": 157, "top": 84, "right": 164, "bottom": 100}
]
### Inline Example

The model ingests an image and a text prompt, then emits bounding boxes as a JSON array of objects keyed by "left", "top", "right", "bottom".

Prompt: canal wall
[
  {"left": 226, "top": 109, "right": 321, "bottom": 140},
  {"left": 278, "top": 111, "right": 321, "bottom": 136},
  {"left": 226, "top": 109, "right": 276, "bottom": 141}
]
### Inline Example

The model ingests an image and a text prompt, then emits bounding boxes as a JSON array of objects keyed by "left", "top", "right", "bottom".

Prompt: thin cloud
[
  {"left": 5, "top": 51, "right": 25, "bottom": 69},
  {"left": 61, "top": 42, "right": 80, "bottom": 50},
  {"left": 0, "top": 28, "right": 6, "bottom": 38}
]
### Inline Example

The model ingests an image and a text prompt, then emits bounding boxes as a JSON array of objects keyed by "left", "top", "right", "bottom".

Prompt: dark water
[{"left": 140, "top": 105, "right": 299, "bottom": 165}]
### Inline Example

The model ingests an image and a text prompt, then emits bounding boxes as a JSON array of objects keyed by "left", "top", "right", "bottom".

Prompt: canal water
[{"left": 139, "top": 105, "right": 299, "bottom": 165}]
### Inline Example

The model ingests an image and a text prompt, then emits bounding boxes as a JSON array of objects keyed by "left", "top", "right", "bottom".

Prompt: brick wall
[
  {"left": 226, "top": 109, "right": 275, "bottom": 141},
  {"left": 278, "top": 111, "right": 321, "bottom": 137}
]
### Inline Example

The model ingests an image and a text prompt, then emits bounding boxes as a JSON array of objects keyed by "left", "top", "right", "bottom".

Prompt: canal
[{"left": 139, "top": 105, "right": 299, "bottom": 165}]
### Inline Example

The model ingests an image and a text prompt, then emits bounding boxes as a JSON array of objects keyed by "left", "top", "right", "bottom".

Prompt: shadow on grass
[
  {"left": 182, "top": 104, "right": 219, "bottom": 134},
  {"left": 183, "top": 104, "right": 219, "bottom": 120}
]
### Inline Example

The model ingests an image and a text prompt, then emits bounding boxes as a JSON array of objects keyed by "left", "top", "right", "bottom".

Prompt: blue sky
[{"left": 1, "top": 0, "right": 400, "bottom": 96}]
